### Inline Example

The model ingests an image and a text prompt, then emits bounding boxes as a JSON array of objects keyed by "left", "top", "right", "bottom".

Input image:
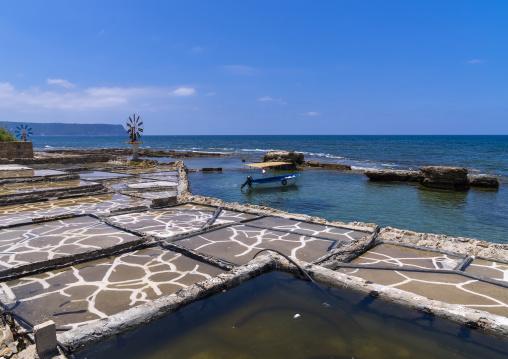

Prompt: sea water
[{"left": 32, "top": 135, "right": 508, "bottom": 243}]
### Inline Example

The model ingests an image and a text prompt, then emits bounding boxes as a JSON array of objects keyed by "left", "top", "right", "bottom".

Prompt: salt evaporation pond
[{"left": 76, "top": 272, "right": 508, "bottom": 359}]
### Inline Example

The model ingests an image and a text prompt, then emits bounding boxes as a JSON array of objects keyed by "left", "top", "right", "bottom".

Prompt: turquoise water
[
  {"left": 32, "top": 135, "right": 508, "bottom": 243},
  {"left": 76, "top": 272, "right": 508, "bottom": 359}
]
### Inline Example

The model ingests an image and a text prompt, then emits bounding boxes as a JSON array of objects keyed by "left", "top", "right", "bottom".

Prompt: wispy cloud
[
  {"left": 191, "top": 46, "right": 203, "bottom": 53},
  {"left": 172, "top": 87, "right": 196, "bottom": 96},
  {"left": 47, "top": 78, "right": 76, "bottom": 88},
  {"left": 205, "top": 92, "right": 217, "bottom": 96},
  {"left": 302, "top": 111, "right": 319, "bottom": 116},
  {"left": 222, "top": 65, "right": 258, "bottom": 76},
  {"left": 258, "top": 96, "right": 287, "bottom": 104},
  {"left": 0, "top": 82, "right": 196, "bottom": 110},
  {"left": 467, "top": 59, "right": 484, "bottom": 64}
]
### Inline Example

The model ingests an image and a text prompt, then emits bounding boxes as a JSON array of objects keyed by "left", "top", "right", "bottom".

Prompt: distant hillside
[{"left": 0, "top": 121, "right": 126, "bottom": 136}]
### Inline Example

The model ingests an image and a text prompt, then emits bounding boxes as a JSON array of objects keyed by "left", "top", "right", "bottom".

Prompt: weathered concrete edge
[
  {"left": 58, "top": 253, "right": 276, "bottom": 352},
  {"left": 277, "top": 256, "right": 508, "bottom": 338},
  {"left": 0, "top": 184, "right": 108, "bottom": 206}
]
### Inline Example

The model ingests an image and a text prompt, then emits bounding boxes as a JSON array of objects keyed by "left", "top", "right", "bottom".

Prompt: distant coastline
[{"left": 0, "top": 121, "right": 125, "bottom": 136}]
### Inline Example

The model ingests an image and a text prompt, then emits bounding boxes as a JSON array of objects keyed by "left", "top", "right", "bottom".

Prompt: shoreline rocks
[
  {"left": 262, "top": 150, "right": 304, "bottom": 165},
  {"left": 300, "top": 160, "right": 351, "bottom": 171},
  {"left": 365, "top": 166, "right": 500, "bottom": 190},
  {"left": 420, "top": 166, "right": 469, "bottom": 191},
  {"left": 365, "top": 170, "right": 420, "bottom": 182}
]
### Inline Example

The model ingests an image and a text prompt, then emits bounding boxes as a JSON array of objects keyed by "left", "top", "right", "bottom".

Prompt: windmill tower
[{"left": 125, "top": 114, "right": 145, "bottom": 161}]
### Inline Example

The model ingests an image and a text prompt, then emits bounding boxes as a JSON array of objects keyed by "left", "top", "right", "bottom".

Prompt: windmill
[
  {"left": 15, "top": 124, "right": 33, "bottom": 141},
  {"left": 125, "top": 113, "right": 145, "bottom": 161},
  {"left": 126, "top": 113, "right": 144, "bottom": 142}
]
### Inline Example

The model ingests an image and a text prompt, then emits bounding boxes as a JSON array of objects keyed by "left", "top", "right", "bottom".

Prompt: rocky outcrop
[
  {"left": 419, "top": 166, "right": 469, "bottom": 190},
  {"left": 469, "top": 175, "right": 499, "bottom": 189},
  {"left": 301, "top": 160, "right": 351, "bottom": 171},
  {"left": 365, "top": 170, "right": 420, "bottom": 182},
  {"left": 365, "top": 166, "right": 499, "bottom": 190},
  {"left": 262, "top": 151, "right": 304, "bottom": 165}
]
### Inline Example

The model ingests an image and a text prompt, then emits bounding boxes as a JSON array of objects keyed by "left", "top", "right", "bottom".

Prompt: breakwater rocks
[
  {"left": 365, "top": 166, "right": 499, "bottom": 190},
  {"left": 262, "top": 151, "right": 351, "bottom": 170},
  {"left": 262, "top": 150, "right": 304, "bottom": 164}
]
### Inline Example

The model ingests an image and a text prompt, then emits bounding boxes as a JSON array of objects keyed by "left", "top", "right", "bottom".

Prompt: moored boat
[{"left": 241, "top": 162, "right": 300, "bottom": 189}]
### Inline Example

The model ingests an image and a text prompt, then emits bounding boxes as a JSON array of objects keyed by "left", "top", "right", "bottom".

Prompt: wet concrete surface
[
  {"left": 351, "top": 243, "right": 463, "bottom": 270},
  {"left": 0, "top": 216, "right": 140, "bottom": 271},
  {"left": 0, "top": 193, "right": 151, "bottom": 227},
  {"left": 1, "top": 247, "right": 225, "bottom": 329},
  {"left": 465, "top": 258, "right": 508, "bottom": 283},
  {"left": 245, "top": 217, "right": 367, "bottom": 241},
  {"left": 175, "top": 224, "right": 340, "bottom": 264},
  {"left": 0, "top": 180, "right": 97, "bottom": 195}
]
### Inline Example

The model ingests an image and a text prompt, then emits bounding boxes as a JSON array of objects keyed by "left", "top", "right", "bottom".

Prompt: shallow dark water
[{"left": 76, "top": 272, "right": 508, "bottom": 359}]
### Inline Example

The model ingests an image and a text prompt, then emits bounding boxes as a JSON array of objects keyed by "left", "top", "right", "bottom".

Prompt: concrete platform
[
  {"left": 0, "top": 216, "right": 141, "bottom": 273},
  {"left": 245, "top": 217, "right": 367, "bottom": 241},
  {"left": 174, "top": 224, "right": 340, "bottom": 264},
  {"left": 350, "top": 243, "right": 463, "bottom": 270},
  {"left": 1, "top": 247, "right": 225, "bottom": 329},
  {"left": 0, "top": 194, "right": 151, "bottom": 227},
  {"left": 108, "top": 208, "right": 218, "bottom": 237},
  {"left": 79, "top": 171, "right": 132, "bottom": 181},
  {"left": 337, "top": 267, "right": 508, "bottom": 317},
  {"left": 465, "top": 258, "right": 508, "bottom": 282}
]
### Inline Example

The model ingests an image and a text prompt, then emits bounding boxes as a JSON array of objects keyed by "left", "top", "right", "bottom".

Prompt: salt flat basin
[{"left": 76, "top": 272, "right": 508, "bottom": 359}]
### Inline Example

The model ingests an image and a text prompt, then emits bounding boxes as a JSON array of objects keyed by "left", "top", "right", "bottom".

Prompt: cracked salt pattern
[
  {"left": 107, "top": 210, "right": 217, "bottom": 236},
  {"left": 175, "top": 224, "right": 339, "bottom": 265},
  {"left": 107, "top": 208, "right": 255, "bottom": 237},
  {"left": 0, "top": 216, "right": 140, "bottom": 271},
  {"left": 465, "top": 259, "right": 508, "bottom": 282},
  {"left": 137, "top": 191, "right": 178, "bottom": 199},
  {"left": 79, "top": 172, "right": 132, "bottom": 180},
  {"left": 351, "top": 244, "right": 463, "bottom": 270},
  {"left": 0, "top": 194, "right": 150, "bottom": 227},
  {"left": 1, "top": 247, "right": 225, "bottom": 328},
  {"left": 337, "top": 267, "right": 508, "bottom": 317},
  {"left": 0, "top": 180, "right": 97, "bottom": 195},
  {"left": 246, "top": 217, "right": 367, "bottom": 241}
]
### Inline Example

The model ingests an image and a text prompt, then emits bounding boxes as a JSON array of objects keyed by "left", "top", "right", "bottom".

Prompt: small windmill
[
  {"left": 125, "top": 113, "right": 145, "bottom": 161},
  {"left": 15, "top": 124, "right": 33, "bottom": 141},
  {"left": 126, "top": 113, "right": 144, "bottom": 142}
]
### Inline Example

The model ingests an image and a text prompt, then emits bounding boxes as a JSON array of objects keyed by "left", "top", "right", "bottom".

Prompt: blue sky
[{"left": 0, "top": 1, "right": 507, "bottom": 135}]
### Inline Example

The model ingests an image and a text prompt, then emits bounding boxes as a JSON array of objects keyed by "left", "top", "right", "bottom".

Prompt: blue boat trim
[{"left": 250, "top": 174, "right": 300, "bottom": 184}]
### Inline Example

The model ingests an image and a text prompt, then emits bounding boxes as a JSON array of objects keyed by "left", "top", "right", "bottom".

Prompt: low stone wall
[
  {"left": 0, "top": 141, "right": 33, "bottom": 159},
  {"left": 0, "top": 154, "right": 114, "bottom": 165}
]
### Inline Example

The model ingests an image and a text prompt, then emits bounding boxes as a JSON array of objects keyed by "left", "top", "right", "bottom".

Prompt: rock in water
[
  {"left": 365, "top": 170, "right": 420, "bottom": 182},
  {"left": 419, "top": 166, "right": 469, "bottom": 190},
  {"left": 469, "top": 175, "right": 499, "bottom": 189},
  {"left": 262, "top": 151, "right": 304, "bottom": 165}
]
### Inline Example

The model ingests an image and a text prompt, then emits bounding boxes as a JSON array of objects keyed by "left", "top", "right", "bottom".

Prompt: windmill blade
[{"left": 138, "top": 128, "right": 143, "bottom": 132}]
